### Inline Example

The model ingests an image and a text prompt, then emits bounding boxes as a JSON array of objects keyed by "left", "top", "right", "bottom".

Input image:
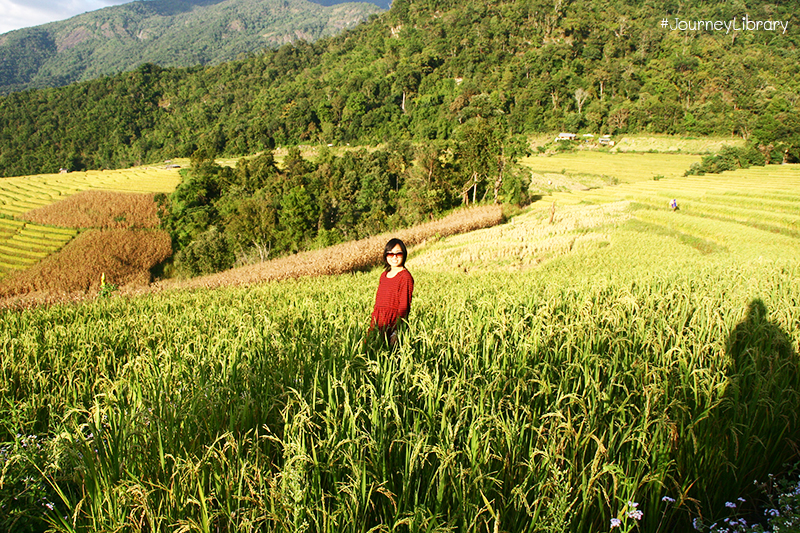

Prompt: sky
[{"left": 0, "top": 0, "right": 136, "bottom": 35}]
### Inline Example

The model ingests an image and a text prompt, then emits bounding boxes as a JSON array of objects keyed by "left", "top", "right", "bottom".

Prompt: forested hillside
[
  {"left": 0, "top": 0, "right": 383, "bottom": 95},
  {"left": 0, "top": 0, "right": 798, "bottom": 178}
]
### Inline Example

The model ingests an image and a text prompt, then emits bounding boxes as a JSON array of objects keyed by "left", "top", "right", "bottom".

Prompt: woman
[{"left": 370, "top": 238, "right": 414, "bottom": 344}]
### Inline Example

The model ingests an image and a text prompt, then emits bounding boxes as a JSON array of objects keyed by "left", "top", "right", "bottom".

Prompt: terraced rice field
[
  {"left": 553, "top": 164, "right": 800, "bottom": 242},
  {"left": 0, "top": 166, "right": 182, "bottom": 218},
  {"left": 2, "top": 160, "right": 799, "bottom": 533},
  {"left": 0, "top": 166, "right": 181, "bottom": 278},
  {"left": 518, "top": 153, "right": 800, "bottom": 251},
  {"left": 521, "top": 151, "right": 703, "bottom": 193},
  {"left": 413, "top": 157, "right": 800, "bottom": 275},
  {"left": 0, "top": 218, "right": 76, "bottom": 274},
  {"left": 2, "top": 152, "right": 799, "bottom": 533}
]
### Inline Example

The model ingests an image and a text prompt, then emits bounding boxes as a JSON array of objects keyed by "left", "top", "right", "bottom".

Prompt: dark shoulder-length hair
[{"left": 383, "top": 238, "right": 408, "bottom": 272}]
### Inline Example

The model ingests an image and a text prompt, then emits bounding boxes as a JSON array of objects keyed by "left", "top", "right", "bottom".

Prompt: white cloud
[{"left": 0, "top": 0, "right": 135, "bottom": 35}]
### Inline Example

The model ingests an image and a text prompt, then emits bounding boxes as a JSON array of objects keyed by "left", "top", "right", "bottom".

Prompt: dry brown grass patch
[
  {"left": 22, "top": 190, "right": 160, "bottom": 229},
  {"left": 0, "top": 229, "right": 171, "bottom": 302}
]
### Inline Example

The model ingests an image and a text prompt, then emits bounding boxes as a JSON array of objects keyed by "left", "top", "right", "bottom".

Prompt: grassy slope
[{"left": 1, "top": 152, "right": 799, "bottom": 531}]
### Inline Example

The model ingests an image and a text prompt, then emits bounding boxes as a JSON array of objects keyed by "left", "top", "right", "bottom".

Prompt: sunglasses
[{"left": 385, "top": 252, "right": 404, "bottom": 258}]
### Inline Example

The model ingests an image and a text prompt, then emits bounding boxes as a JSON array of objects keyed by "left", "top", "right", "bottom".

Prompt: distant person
[
  {"left": 670, "top": 198, "right": 679, "bottom": 211},
  {"left": 370, "top": 238, "right": 414, "bottom": 345}
]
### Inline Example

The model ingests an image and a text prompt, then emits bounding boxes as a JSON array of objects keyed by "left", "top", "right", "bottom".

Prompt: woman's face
[{"left": 386, "top": 244, "right": 404, "bottom": 268}]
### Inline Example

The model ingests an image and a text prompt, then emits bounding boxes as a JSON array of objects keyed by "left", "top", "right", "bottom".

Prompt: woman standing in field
[{"left": 370, "top": 238, "right": 414, "bottom": 345}]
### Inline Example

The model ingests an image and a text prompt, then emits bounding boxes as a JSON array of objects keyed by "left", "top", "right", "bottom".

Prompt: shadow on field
[
  {"left": 708, "top": 298, "right": 799, "bottom": 513},
  {"left": 725, "top": 299, "right": 797, "bottom": 417},
  {"left": 726, "top": 299, "right": 794, "bottom": 370}
]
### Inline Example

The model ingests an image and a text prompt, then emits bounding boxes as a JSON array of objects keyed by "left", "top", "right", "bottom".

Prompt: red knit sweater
[{"left": 370, "top": 269, "right": 414, "bottom": 331}]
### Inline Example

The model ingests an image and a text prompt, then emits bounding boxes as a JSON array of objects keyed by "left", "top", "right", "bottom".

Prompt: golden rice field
[
  {"left": 607, "top": 134, "right": 745, "bottom": 154},
  {"left": 1, "top": 153, "right": 799, "bottom": 533},
  {"left": 528, "top": 134, "right": 743, "bottom": 156},
  {"left": 0, "top": 218, "right": 75, "bottom": 273},
  {"left": 521, "top": 151, "right": 703, "bottom": 193},
  {"left": 0, "top": 166, "right": 182, "bottom": 218},
  {"left": 422, "top": 159, "right": 800, "bottom": 271},
  {"left": 23, "top": 190, "right": 161, "bottom": 230},
  {"left": 0, "top": 166, "right": 182, "bottom": 279}
]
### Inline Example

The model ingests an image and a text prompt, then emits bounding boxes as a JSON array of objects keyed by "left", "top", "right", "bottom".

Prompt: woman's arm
[
  {"left": 397, "top": 271, "right": 414, "bottom": 320},
  {"left": 370, "top": 273, "right": 386, "bottom": 329}
]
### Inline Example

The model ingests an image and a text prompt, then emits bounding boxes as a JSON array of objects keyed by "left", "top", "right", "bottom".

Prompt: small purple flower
[
  {"left": 611, "top": 518, "right": 622, "bottom": 528},
  {"left": 627, "top": 509, "right": 644, "bottom": 521},
  {"left": 725, "top": 501, "right": 737, "bottom": 508},
  {"left": 662, "top": 496, "right": 676, "bottom": 503}
]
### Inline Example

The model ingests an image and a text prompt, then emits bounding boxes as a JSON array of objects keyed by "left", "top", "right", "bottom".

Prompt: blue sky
[{"left": 0, "top": 0, "right": 136, "bottom": 34}]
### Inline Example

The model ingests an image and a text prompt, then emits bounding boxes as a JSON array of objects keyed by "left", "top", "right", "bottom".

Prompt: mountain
[
  {"left": 0, "top": 0, "right": 798, "bottom": 178},
  {"left": 0, "top": 0, "right": 385, "bottom": 95}
]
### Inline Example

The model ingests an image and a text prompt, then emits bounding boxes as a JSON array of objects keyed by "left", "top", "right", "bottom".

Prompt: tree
[
  {"left": 232, "top": 151, "right": 279, "bottom": 194},
  {"left": 492, "top": 132, "right": 530, "bottom": 204},
  {"left": 457, "top": 117, "right": 496, "bottom": 204},
  {"left": 574, "top": 88, "right": 590, "bottom": 115},
  {"left": 279, "top": 185, "right": 318, "bottom": 251},
  {"left": 456, "top": 113, "right": 529, "bottom": 205},
  {"left": 175, "top": 226, "right": 232, "bottom": 276},
  {"left": 221, "top": 193, "right": 278, "bottom": 264},
  {"left": 401, "top": 143, "right": 456, "bottom": 221},
  {"left": 607, "top": 106, "right": 630, "bottom": 134},
  {"left": 752, "top": 101, "right": 800, "bottom": 164}
]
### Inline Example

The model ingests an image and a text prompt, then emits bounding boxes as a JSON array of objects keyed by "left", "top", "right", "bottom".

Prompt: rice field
[
  {"left": 0, "top": 166, "right": 182, "bottom": 218},
  {"left": 418, "top": 162, "right": 800, "bottom": 271},
  {"left": 0, "top": 166, "right": 181, "bottom": 279},
  {"left": 607, "top": 134, "right": 745, "bottom": 154},
  {"left": 551, "top": 164, "right": 800, "bottom": 244},
  {"left": 0, "top": 218, "right": 76, "bottom": 275},
  {"left": 23, "top": 191, "right": 161, "bottom": 230},
  {"left": 1, "top": 155, "right": 799, "bottom": 533},
  {"left": 520, "top": 152, "right": 703, "bottom": 194},
  {"left": 0, "top": 228, "right": 172, "bottom": 302}
]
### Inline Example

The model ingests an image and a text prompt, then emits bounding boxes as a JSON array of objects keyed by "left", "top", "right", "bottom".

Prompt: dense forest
[
  {"left": 158, "top": 132, "right": 529, "bottom": 275},
  {"left": 0, "top": 0, "right": 383, "bottom": 95},
  {"left": 1, "top": 0, "right": 798, "bottom": 179}
]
